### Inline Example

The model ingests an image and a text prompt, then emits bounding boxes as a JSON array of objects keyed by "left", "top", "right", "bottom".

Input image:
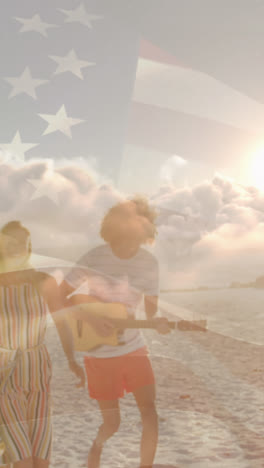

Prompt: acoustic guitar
[{"left": 66, "top": 303, "right": 207, "bottom": 352}]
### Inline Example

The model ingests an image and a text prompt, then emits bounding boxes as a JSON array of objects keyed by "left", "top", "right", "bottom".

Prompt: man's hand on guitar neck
[
  {"left": 154, "top": 317, "right": 171, "bottom": 335},
  {"left": 144, "top": 296, "right": 171, "bottom": 335}
]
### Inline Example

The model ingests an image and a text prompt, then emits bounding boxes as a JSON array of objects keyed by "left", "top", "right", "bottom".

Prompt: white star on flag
[
  {"left": 0, "top": 131, "right": 38, "bottom": 162},
  {"left": 14, "top": 14, "right": 57, "bottom": 37},
  {"left": 38, "top": 105, "right": 85, "bottom": 138},
  {"left": 27, "top": 172, "right": 62, "bottom": 205},
  {"left": 4, "top": 67, "right": 49, "bottom": 100},
  {"left": 51, "top": 269, "right": 65, "bottom": 286},
  {"left": 49, "top": 49, "right": 95, "bottom": 80},
  {"left": 58, "top": 4, "right": 103, "bottom": 29},
  {"left": 67, "top": 279, "right": 90, "bottom": 298}
]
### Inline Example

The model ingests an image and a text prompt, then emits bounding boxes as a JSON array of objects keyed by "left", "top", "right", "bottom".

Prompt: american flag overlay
[
  {"left": 2, "top": 1, "right": 264, "bottom": 184},
  {"left": 1, "top": 2, "right": 264, "bottom": 467}
]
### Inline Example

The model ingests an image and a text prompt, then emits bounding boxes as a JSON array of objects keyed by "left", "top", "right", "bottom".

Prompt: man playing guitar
[{"left": 61, "top": 197, "right": 170, "bottom": 468}]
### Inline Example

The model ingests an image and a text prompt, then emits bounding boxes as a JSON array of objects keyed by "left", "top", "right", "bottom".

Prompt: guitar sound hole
[{"left": 77, "top": 320, "right": 83, "bottom": 338}]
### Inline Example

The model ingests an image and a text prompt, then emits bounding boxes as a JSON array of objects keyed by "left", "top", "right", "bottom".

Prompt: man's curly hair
[{"left": 100, "top": 196, "right": 158, "bottom": 245}]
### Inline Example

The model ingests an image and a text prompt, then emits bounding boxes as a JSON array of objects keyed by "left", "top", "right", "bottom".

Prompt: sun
[{"left": 250, "top": 147, "right": 264, "bottom": 190}]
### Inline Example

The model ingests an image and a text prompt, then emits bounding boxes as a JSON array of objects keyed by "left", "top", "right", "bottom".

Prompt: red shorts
[{"left": 84, "top": 347, "right": 155, "bottom": 400}]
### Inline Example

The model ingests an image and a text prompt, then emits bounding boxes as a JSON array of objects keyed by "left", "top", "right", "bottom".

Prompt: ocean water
[{"left": 160, "top": 288, "right": 264, "bottom": 346}]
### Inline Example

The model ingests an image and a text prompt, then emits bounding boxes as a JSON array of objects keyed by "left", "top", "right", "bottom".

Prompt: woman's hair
[
  {"left": 100, "top": 196, "right": 158, "bottom": 245},
  {"left": 0, "top": 221, "right": 32, "bottom": 264}
]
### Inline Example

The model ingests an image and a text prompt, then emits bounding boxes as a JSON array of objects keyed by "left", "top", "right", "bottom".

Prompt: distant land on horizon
[{"left": 161, "top": 275, "right": 264, "bottom": 293}]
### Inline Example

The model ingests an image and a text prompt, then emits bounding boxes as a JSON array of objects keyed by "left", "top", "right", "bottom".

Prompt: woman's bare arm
[{"left": 40, "top": 274, "right": 86, "bottom": 385}]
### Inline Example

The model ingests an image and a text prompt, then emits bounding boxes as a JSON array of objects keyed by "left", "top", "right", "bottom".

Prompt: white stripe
[{"left": 133, "top": 58, "right": 264, "bottom": 134}]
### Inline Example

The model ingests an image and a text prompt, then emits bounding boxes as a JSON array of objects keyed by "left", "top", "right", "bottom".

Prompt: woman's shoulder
[
  {"left": 33, "top": 271, "right": 60, "bottom": 303},
  {"left": 33, "top": 270, "right": 57, "bottom": 286},
  {"left": 0, "top": 268, "right": 37, "bottom": 286},
  {"left": 0, "top": 269, "right": 59, "bottom": 292}
]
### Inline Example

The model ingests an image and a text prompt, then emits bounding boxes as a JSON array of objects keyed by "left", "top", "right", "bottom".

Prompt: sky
[{"left": 1, "top": 0, "right": 264, "bottom": 288}]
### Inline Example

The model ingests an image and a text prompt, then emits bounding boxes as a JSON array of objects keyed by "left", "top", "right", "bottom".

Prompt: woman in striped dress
[{"left": 0, "top": 221, "right": 85, "bottom": 468}]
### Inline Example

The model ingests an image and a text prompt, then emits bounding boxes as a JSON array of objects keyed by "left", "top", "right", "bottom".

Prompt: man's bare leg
[
  {"left": 133, "top": 384, "right": 158, "bottom": 468},
  {"left": 87, "top": 399, "right": 120, "bottom": 468}
]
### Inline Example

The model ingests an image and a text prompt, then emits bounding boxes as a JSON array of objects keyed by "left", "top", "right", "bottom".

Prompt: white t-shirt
[{"left": 66, "top": 244, "right": 159, "bottom": 357}]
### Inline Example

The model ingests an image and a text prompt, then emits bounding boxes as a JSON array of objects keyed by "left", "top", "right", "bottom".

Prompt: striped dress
[{"left": 0, "top": 274, "right": 52, "bottom": 463}]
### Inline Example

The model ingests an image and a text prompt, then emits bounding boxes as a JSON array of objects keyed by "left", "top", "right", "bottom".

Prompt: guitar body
[
  {"left": 66, "top": 303, "right": 128, "bottom": 351},
  {"left": 66, "top": 302, "right": 207, "bottom": 352}
]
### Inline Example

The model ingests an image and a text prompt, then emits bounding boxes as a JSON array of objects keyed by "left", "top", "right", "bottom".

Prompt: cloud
[
  {"left": 153, "top": 174, "right": 264, "bottom": 287},
  {"left": 0, "top": 160, "right": 121, "bottom": 259},
  {"left": 1, "top": 161, "right": 264, "bottom": 287},
  {"left": 185, "top": 223, "right": 264, "bottom": 288},
  {"left": 160, "top": 155, "right": 188, "bottom": 185}
]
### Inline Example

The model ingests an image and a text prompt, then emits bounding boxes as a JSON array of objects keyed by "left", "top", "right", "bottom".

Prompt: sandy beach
[{"left": 45, "top": 289, "right": 264, "bottom": 468}]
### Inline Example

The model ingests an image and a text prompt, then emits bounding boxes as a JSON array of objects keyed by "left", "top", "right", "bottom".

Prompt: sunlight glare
[{"left": 250, "top": 147, "right": 264, "bottom": 190}]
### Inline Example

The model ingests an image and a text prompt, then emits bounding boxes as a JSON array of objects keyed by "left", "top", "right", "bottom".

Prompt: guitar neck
[
  {"left": 110, "top": 318, "right": 207, "bottom": 332},
  {"left": 111, "top": 318, "right": 176, "bottom": 329}
]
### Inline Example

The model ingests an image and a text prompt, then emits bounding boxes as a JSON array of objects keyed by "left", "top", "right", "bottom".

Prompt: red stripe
[
  {"left": 126, "top": 101, "right": 256, "bottom": 163},
  {"left": 8, "top": 287, "right": 16, "bottom": 347},
  {"left": 32, "top": 391, "right": 46, "bottom": 453},
  {"left": 139, "top": 39, "right": 186, "bottom": 68},
  {"left": 27, "top": 285, "right": 34, "bottom": 347}
]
